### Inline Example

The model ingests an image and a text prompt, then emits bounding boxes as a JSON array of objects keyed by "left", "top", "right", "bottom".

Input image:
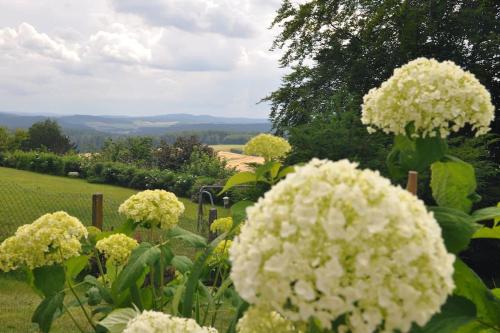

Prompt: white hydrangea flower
[
  {"left": 244, "top": 133, "right": 291, "bottom": 161},
  {"left": 123, "top": 311, "right": 217, "bottom": 333},
  {"left": 230, "top": 159, "right": 455, "bottom": 333},
  {"left": 0, "top": 211, "right": 88, "bottom": 271},
  {"left": 96, "top": 233, "right": 138, "bottom": 266},
  {"left": 361, "top": 58, "right": 495, "bottom": 138},
  {"left": 237, "top": 306, "right": 303, "bottom": 333},
  {"left": 119, "top": 190, "right": 185, "bottom": 230}
]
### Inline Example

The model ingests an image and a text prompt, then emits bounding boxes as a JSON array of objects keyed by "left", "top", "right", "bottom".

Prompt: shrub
[
  {"left": 182, "top": 148, "right": 234, "bottom": 179},
  {"left": 62, "top": 155, "right": 81, "bottom": 174}
]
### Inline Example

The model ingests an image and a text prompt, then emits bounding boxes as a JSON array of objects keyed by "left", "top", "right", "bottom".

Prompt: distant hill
[{"left": 0, "top": 112, "right": 271, "bottom": 135}]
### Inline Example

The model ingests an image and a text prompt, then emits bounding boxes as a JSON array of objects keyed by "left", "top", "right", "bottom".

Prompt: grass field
[
  {"left": 0, "top": 167, "right": 230, "bottom": 332},
  {"left": 210, "top": 144, "right": 244, "bottom": 153}
]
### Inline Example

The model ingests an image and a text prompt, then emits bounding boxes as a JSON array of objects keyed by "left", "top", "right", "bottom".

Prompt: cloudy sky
[{"left": 0, "top": 0, "right": 286, "bottom": 118}]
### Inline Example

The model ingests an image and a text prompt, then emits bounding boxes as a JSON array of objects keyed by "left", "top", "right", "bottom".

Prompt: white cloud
[
  {"left": 87, "top": 23, "right": 161, "bottom": 64},
  {"left": 0, "top": 0, "right": 285, "bottom": 118},
  {"left": 111, "top": 0, "right": 256, "bottom": 38},
  {"left": 0, "top": 23, "right": 80, "bottom": 62}
]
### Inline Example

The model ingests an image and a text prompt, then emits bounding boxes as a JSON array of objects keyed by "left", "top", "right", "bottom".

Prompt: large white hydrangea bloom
[
  {"left": 361, "top": 58, "right": 494, "bottom": 138},
  {"left": 0, "top": 211, "right": 88, "bottom": 271},
  {"left": 119, "top": 190, "right": 185, "bottom": 230},
  {"left": 230, "top": 159, "right": 455, "bottom": 333},
  {"left": 123, "top": 311, "right": 217, "bottom": 333}
]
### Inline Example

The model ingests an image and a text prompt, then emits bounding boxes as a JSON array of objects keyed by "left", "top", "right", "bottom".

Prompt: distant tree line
[
  {"left": 67, "top": 129, "right": 258, "bottom": 152},
  {"left": 0, "top": 119, "right": 75, "bottom": 154}
]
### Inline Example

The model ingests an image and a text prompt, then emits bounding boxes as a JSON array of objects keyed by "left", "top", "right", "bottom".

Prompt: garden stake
[
  {"left": 406, "top": 171, "right": 418, "bottom": 195},
  {"left": 92, "top": 193, "right": 103, "bottom": 230}
]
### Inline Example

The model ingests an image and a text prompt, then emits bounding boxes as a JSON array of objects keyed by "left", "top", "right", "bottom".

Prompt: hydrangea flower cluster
[
  {"left": 230, "top": 159, "right": 455, "bottom": 332},
  {"left": 244, "top": 134, "right": 291, "bottom": 161},
  {"left": 237, "top": 306, "right": 302, "bottom": 333},
  {"left": 123, "top": 310, "right": 217, "bottom": 333},
  {"left": 0, "top": 211, "right": 87, "bottom": 271},
  {"left": 207, "top": 240, "right": 232, "bottom": 267},
  {"left": 96, "top": 233, "right": 138, "bottom": 266},
  {"left": 361, "top": 58, "right": 495, "bottom": 138},
  {"left": 119, "top": 190, "right": 185, "bottom": 230},
  {"left": 210, "top": 217, "right": 234, "bottom": 233}
]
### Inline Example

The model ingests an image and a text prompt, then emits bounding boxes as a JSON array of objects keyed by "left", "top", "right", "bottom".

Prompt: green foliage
[
  {"left": 98, "top": 308, "right": 138, "bottom": 333},
  {"left": 65, "top": 256, "right": 90, "bottom": 282},
  {"left": 431, "top": 158, "right": 478, "bottom": 213},
  {"left": 285, "top": 108, "right": 390, "bottom": 175},
  {"left": 182, "top": 148, "right": 234, "bottom": 179},
  {"left": 1, "top": 150, "right": 76, "bottom": 176},
  {"left": 112, "top": 243, "right": 161, "bottom": 295},
  {"left": 154, "top": 136, "right": 214, "bottom": 171},
  {"left": 28, "top": 119, "right": 76, "bottom": 154},
  {"left": 266, "top": 0, "right": 499, "bottom": 133},
  {"left": 453, "top": 259, "right": 500, "bottom": 329},
  {"left": 412, "top": 296, "right": 477, "bottom": 333},
  {"left": 32, "top": 265, "right": 66, "bottom": 297},
  {"left": 32, "top": 292, "right": 65, "bottom": 333},
  {"left": 428, "top": 206, "right": 480, "bottom": 254},
  {"left": 101, "top": 137, "right": 154, "bottom": 168},
  {"left": 388, "top": 135, "right": 448, "bottom": 178},
  {"left": 83, "top": 161, "right": 197, "bottom": 197},
  {"left": 448, "top": 134, "right": 500, "bottom": 208}
]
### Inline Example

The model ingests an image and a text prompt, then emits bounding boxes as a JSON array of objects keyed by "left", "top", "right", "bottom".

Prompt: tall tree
[
  {"left": 28, "top": 119, "right": 76, "bottom": 154},
  {"left": 265, "top": 0, "right": 499, "bottom": 133}
]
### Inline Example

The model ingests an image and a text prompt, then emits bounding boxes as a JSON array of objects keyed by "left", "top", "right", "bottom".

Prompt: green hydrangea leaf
[
  {"left": 219, "top": 171, "right": 257, "bottom": 194},
  {"left": 473, "top": 227, "right": 500, "bottom": 240},
  {"left": 428, "top": 206, "right": 480, "bottom": 254},
  {"left": 412, "top": 295, "right": 476, "bottom": 333},
  {"left": 65, "top": 255, "right": 89, "bottom": 281},
  {"left": 171, "top": 255, "right": 193, "bottom": 274},
  {"left": 471, "top": 206, "right": 500, "bottom": 224},
  {"left": 453, "top": 259, "right": 500, "bottom": 326},
  {"left": 231, "top": 200, "right": 254, "bottom": 226},
  {"left": 431, "top": 159, "right": 477, "bottom": 213},
  {"left": 112, "top": 243, "right": 160, "bottom": 295},
  {"left": 167, "top": 226, "right": 207, "bottom": 248},
  {"left": 387, "top": 135, "right": 447, "bottom": 178},
  {"left": 32, "top": 292, "right": 65, "bottom": 333},
  {"left": 98, "top": 307, "right": 138, "bottom": 333},
  {"left": 33, "top": 264, "right": 66, "bottom": 297}
]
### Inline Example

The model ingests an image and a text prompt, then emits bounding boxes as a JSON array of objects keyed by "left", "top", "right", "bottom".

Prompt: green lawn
[{"left": 0, "top": 167, "right": 230, "bottom": 332}]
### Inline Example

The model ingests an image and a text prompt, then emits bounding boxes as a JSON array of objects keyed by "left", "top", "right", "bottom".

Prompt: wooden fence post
[
  {"left": 406, "top": 171, "right": 418, "bottom": 196},
  {"left": 208, "top": 208, "right": 218, "bottom": 241},
  {"left": 92, "top": 193, "right": 103, "bottom": 230}
]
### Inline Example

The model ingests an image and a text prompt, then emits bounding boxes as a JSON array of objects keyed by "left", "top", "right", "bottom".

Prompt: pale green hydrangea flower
[
  {"left": 119, "top": 190, "right": 185, "bottom": 230},
  {"left": 237, "top": 306, "right": 303, "bottom": 333},
  {"left": 210, "top": 217, "right": 233, "bottom": 233},
  {"left": 0, "top": 211, "right": 87, "bottom": 271},
  {"left": 123, "top": 310, "right": 217, "bottom": 333},
  {"left": 230, "top": 159, "right": 455, "bottom": 333},
  {"left": 207, "top": 240, "right": 232, "bottom": 267},
  {"left": 244, "top": 134, "right": 291, "bottom": 161},
  {"left": 96, "top": 233, "right": 138, "bottom": 266},
  {"left": 361, "top": 58, "right": 495, "bottom": 138}
]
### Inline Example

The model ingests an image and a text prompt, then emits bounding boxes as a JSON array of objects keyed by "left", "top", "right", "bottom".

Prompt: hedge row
[
  {"left": 0, "top": 151, "right": 80, "bottom": 176},
  {"left": 0, "top": 151, "right": 205, "bottom": 198}
]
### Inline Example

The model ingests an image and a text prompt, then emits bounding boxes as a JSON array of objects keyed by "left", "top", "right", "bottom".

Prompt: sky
[{"left": 0, "top": 0, "right": 287, "bottom": 118}]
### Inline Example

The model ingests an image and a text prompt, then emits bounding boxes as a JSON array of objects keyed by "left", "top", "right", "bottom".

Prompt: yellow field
[{"left": 210, "top": 144, "right": 244, "bottom": 152}]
